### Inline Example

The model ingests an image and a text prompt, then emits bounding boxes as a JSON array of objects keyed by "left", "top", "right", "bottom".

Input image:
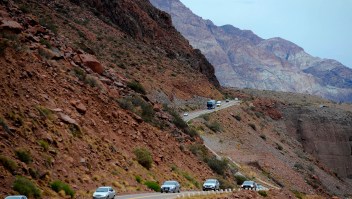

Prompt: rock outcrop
[{"left": 151, "top": 0, "right": 352, "bottom": 102}]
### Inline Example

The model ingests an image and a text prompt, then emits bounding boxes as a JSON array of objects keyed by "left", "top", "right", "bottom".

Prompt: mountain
[
  {"left": 0, "top": 0, "right": 224, "bottom": 197},
  {"left": 150, "top": 0, "right": 352, "bottom": 102}
]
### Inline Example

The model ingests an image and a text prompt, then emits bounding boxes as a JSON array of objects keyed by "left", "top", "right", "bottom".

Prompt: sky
[{"left": 179, "top": 0, "right": 352, "bottom": 68}]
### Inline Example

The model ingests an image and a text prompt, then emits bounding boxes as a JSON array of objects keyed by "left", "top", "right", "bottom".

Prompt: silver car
[
  {"left": 5, "top": 196, "right": 28, "bottom": 199},
  {"left": 241, "top": 181, "right": 257, "bottom": 190},
  {"left": 160, "top": 180, "right": 181, "bottom": 193},
  {"left": 202, "top": 179, "right": 220, "bottom": 191},
  {"left": 93, "top": 186, "right": 116, "bottom": 199}
]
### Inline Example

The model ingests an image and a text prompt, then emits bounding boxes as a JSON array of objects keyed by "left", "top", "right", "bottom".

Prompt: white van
[{"left": 216, "top": 101, "right": 221, "bottom": 107}]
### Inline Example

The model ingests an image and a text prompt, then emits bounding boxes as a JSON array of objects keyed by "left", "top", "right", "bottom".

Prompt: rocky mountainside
[
  {"left": 150, "top": 0, "right": 352, "bottom": 102},
  {"left": 0, "top": 0, "right": 226, "bottom": 197}
]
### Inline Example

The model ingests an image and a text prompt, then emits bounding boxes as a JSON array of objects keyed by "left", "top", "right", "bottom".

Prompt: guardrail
[{"left": 175, "top": 189, "right": 234, "bottom": 198}]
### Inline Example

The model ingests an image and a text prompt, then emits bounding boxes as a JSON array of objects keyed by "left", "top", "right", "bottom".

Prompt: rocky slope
[
  {"left": 0, "top": 0, "right": 226, "bottom": 197},
  {"left": 150, "top": 0, "right": 352, "bottom": 102}
]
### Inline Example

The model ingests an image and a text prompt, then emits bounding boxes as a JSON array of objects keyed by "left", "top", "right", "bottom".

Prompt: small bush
[
  {"left": 144, "top": 181, "right": 160, "bottom": 192},
  {"left": 234, "top": 174, "right": 247, "bottom": 185},
  {"left": 258, "top": 190, "right": 268, "bottom": 197},
  {"left": 206, "top": 122, "right": 222, "bottom": 132},
  {"left": 36, "top": 106, "right": 52, "bottom": 119},
  {"left": 39, "top": 17, "right": 58, "bottom": 34},
  {"left": 248, "top": 123, "right": 256, "bottom": 131},
  {"left": 134, "top": 148, "right": 153, "bottom": 170},
  {"left": 140, "top": 102, "right": 155, "bottom": 123},
  {"left": 206, "top": 157, "right": 228, "bottom": 176},
  {"left": 38, "top": 140, "right": 49, "bottom": 151},
  {"left": 15, "top": 149, "right": 32, "bottom": 164},
  {"left": 234, "top": 115, "right": 241, "bottom": 121},
  {"left": 185, "top": 127, "right": 198, "bottom": 138},
  {"left": 189, "top": 144, "right": 208, "bottom": 160},
  {"left": 127, "top": 81, "right": 146, "bottom": 94},
  {"left": 117, "top": 98, "right": 134, "bottom": 111},
  {"left": 84, "top": 76, "right": 98, "bottom": 87},
  {"left": 294, "top": 162, "right": 304, "bottom": 170},
  {"left": 135, "top": 175, "right": 142, "bottom": 183},
  {"left": 0, "top": 117, "right": 11, "bottom": 134},
  {"left": 291, "top": 190, "right": 305, "bottom": 199},
  {"left": 68, "top": 124, "right": 82, "bottom": 137},
  {"left": 0, "top": 155, "right": 17, "bottom": 174},
  {"left": 72, "top": 67, "right": 86, "bottom": 81},
  {"left": 13, "top": 176, "right": 41, "bottom": 198},
  {"left": 39, "top": 38, "right": 51, "bottom": 48},
  {"left": 51, "top": 180, "right": 75, "bottom": 198}
]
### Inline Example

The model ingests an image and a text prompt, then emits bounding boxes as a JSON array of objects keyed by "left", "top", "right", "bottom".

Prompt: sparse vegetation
[
  {"left": 0, "top": 117, "right": 11, "bottom": 134},
  {"left": 206, "top": 122, "right": 222, "bottom": 132},
  {"left": 135, "top": 175, "right": 142, "bottom": 183},
  {"left": 40, "top": 38, "right": 51, "bottom": 48},
  {"left": 144, "top": 181, "right": 160, "bottom": 192},
  {"left": 258, "top": 190, "right": 268, "bottom": 197},
  {"left": 294, "top": 162, "right": 304, "bottom": 170},
  {"left": 84, "top": 76, "right": 98, "bottom": 87},
  {"left": 68, "top": 124, "right": 82, "bottom": 137},
  {"left": 51, "top": 180, "right": 75, "bottom": 198},
  {"left": 0, "top": 155, "right": 17, "bottom": 174},
  {"left": 234, "top": 174, "right": 247, "bottom": 185},
  {"left": 38, "top": 140, "right": 49, "bottom": 151},
  {"left": 291, "top": 190, "right": 305, "bottom": 199},
  {"left": 15, "top": 149, "right": 32, "bottom": 164},
  {"left": 39, "top": 17, "right": 58, "bottom": 34},
  {"left": 36, "top": 105, "right": 53, "bottom": 119},
  {"left": 206, "top": 157, "right": 229, "bottom": 176},
  {"left": 127, "top": 81, "right": 146, "bottom": 94},
  {"left": 276, "top": 143, "right": 283, "bottom": 151},
  {"left": 13, "top": 176, "right": 41, "bottom": 198},
  {"left": 134, "top": 147, "right": 153, "bottom": 170},
  {"left": 72, "top": 67, "right": 86, "bottom": 81}
]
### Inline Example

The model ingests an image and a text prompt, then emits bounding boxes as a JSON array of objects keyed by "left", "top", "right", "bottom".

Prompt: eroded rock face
[
  {"left": 151, "top": 0, "right": 352, "bottom": 102},
  {"left": 282, "top": 106, "right": 352, "bottom": 179}
]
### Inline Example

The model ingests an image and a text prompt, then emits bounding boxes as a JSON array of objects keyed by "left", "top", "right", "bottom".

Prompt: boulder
[
  {"left": 0, "top": 19, "right": 23, "bottom": 33},
  {"left": 58, "top": 113, "right": 78, "bottom": 126},
  {"left": 78, "top": 54, "right": 104, "bottom": 74}
]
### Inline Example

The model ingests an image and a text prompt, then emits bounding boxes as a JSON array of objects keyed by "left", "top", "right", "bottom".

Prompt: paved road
[
  {"left": 115, "top": 191, "right": 211, "bottom": 199},
  {"left": 182, "top": 100, "right": 240, "bottom": 122}
]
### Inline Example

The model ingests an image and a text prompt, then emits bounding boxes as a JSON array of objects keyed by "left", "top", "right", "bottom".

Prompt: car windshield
[
  {"left": 163, "top": 181, "right": 176, "bottom": 185},
  {"left": 6, "top": 197, "right": 23, "bottom": 199},
  {"left": 96, "top": 187, "right": 109, "bottom": 192},
  {"left": 243, "top": 181, "right": 254, "bottom": 185},
  {"left": 205, "top": 179, "right": 216, "bottom": 183}
]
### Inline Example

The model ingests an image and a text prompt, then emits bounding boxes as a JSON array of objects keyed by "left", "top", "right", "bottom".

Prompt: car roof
[
  {"left": 5, "top": 196, "right": 27, "bottom": 199},
  {"left": 98, "top": 186, "right": 112, "bottom": 188}
]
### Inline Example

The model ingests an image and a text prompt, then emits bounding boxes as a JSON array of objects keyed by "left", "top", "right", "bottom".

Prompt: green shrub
[
  {"left": 51, "top": 180, "right": 75, "bottom": 198},
  {"left": 234, "top": 174, "right": 247, "bottom": 185},
  {"left": 36, "top": 106, "right": 52, "bottom": 119},
  {"left": 39, "top": 17, "right": 58, "bottom": 34},
  {"left": 0, "top": 117, "right": 11, "bottom": 134},
  {"left": 248, "top": 123, "right": 256, "bottom": 131},
  {"left": 144, "top": 181, "right": 160, "bottom": 192},
  {"left": 68, "top": 124, "right": 82, "bottom": 137},
  {"left": 38, "top": 140, "right": 49, "bottom": 151},
  {"left": 218, "top": 177, "right": 234, "bottom": 189},
  {"left": 185, "top": 127, "right": 198, "bottom": 138},
  {"left": 15, "top": 149, "right": 32, "bottom": 164},
  {"left": 72, "top": 67, "right": 86, "bottom": 81},
  {"left": 189, "top": 144, "right": 208, "bottom": 160},
  {"left": 291, "top": 190, "right": 305, "bottom": 199},
  {"left": 0, "top": 155, "right": 17, "bottom": 174},
  {"left": 258, "top": 190, "right": 268, "bottom": 197},
  {"left": 117, "top": 98, "right": 134, "bottom": 111},
  {"left": 39, "top": 38, "right": 51, "bottom": 48},
  {"left": 135, "top": 175, "right": 142, "bottom": 183},
  {"left": 206, "top": 122, "right": 222, "bottom": 132},
  {"left": 294, "top": 162, "right": 304, "bottom": 170},
  {"left": 140, "top": 102, "right": 155, "bottom": 123},
  {"left": 84, "top": 76, "right": 98, "bottom": 87},
  {"left": 206, "top": 157, "right": 228, "bottom": 176},
  {"left": 134, "top": 148, "right": 153, "bottom": 170},
  {"left": 127, "top": 81, "right": 146, "bottom": 94},
  {"left": 13, "top": 176, "right": 41, "bottom": 198}
]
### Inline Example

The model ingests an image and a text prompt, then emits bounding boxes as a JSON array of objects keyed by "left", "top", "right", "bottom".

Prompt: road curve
[
  {"left": 115, "top": 191, "right": 210, "bottom": 199},
  {"left": 182, "top": 100, "right": 240, "bottom": 122}
]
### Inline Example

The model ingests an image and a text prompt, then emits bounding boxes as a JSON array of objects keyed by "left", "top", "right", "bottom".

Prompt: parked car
[
  {"left": 5, "top": 196, "right": 28, "bottom": 199},
  {"left": 202, "top": 179, "right": 220, "bottom": 191},
  {"left": 93, "top": 186, "right": 116, "bottom": 199},
  {"left": 160, "top": 180, "right": 181, "bottom": 193},
  {"left": 216, "top": 101, "right": 222, "bottom": 107},
  {"left": 241, "top": 181, "right": 257, "bottom": 190},
  {"left": 183, "top": 112, "right": 189, "bottom": 116}
]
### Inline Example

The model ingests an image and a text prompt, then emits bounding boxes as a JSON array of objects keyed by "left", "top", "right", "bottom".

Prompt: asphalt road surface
[
  {"left": 115, "top": 191, "right": 210, "bottom": 199},
  {"left": 182, "top": 100, "right": 240, "bottom": 122}
]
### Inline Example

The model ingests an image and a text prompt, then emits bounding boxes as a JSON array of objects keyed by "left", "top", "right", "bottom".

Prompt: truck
[{"left": 207, "top": 100, "right": 216, "bottom": 109}]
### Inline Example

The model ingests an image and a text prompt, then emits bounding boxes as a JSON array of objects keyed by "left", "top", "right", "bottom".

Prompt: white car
[
  {"left": 160, "top": 181, "right": 181, "bottom": 193},
  {"left": 5, "top": 196, "right": 28, "bottom": 199},
  {"left": 183, "top": 112, "right": 189, "bottom": 116},
  {"left": 216, "top": 101, "right": 221, "bottom": 107},
  {"left": 93, "top": 186, "right": 116, "bottom": 199},
  {"left": 202, "top": 179, "right": 220, "bottom": 191}
]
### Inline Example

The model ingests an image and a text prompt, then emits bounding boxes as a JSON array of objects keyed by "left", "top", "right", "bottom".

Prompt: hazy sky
[{"left": 179, "top": 0, "right": 352, "bottom": 68}]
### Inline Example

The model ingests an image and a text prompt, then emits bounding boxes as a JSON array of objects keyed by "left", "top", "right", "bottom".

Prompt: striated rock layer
[{"left": 151, "top": 0, "right": 352, "bottom": 102}]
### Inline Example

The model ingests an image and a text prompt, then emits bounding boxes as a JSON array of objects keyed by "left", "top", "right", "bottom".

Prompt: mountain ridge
[{"left": 150, "top": 0, "right": 352, "bottom": 102}]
